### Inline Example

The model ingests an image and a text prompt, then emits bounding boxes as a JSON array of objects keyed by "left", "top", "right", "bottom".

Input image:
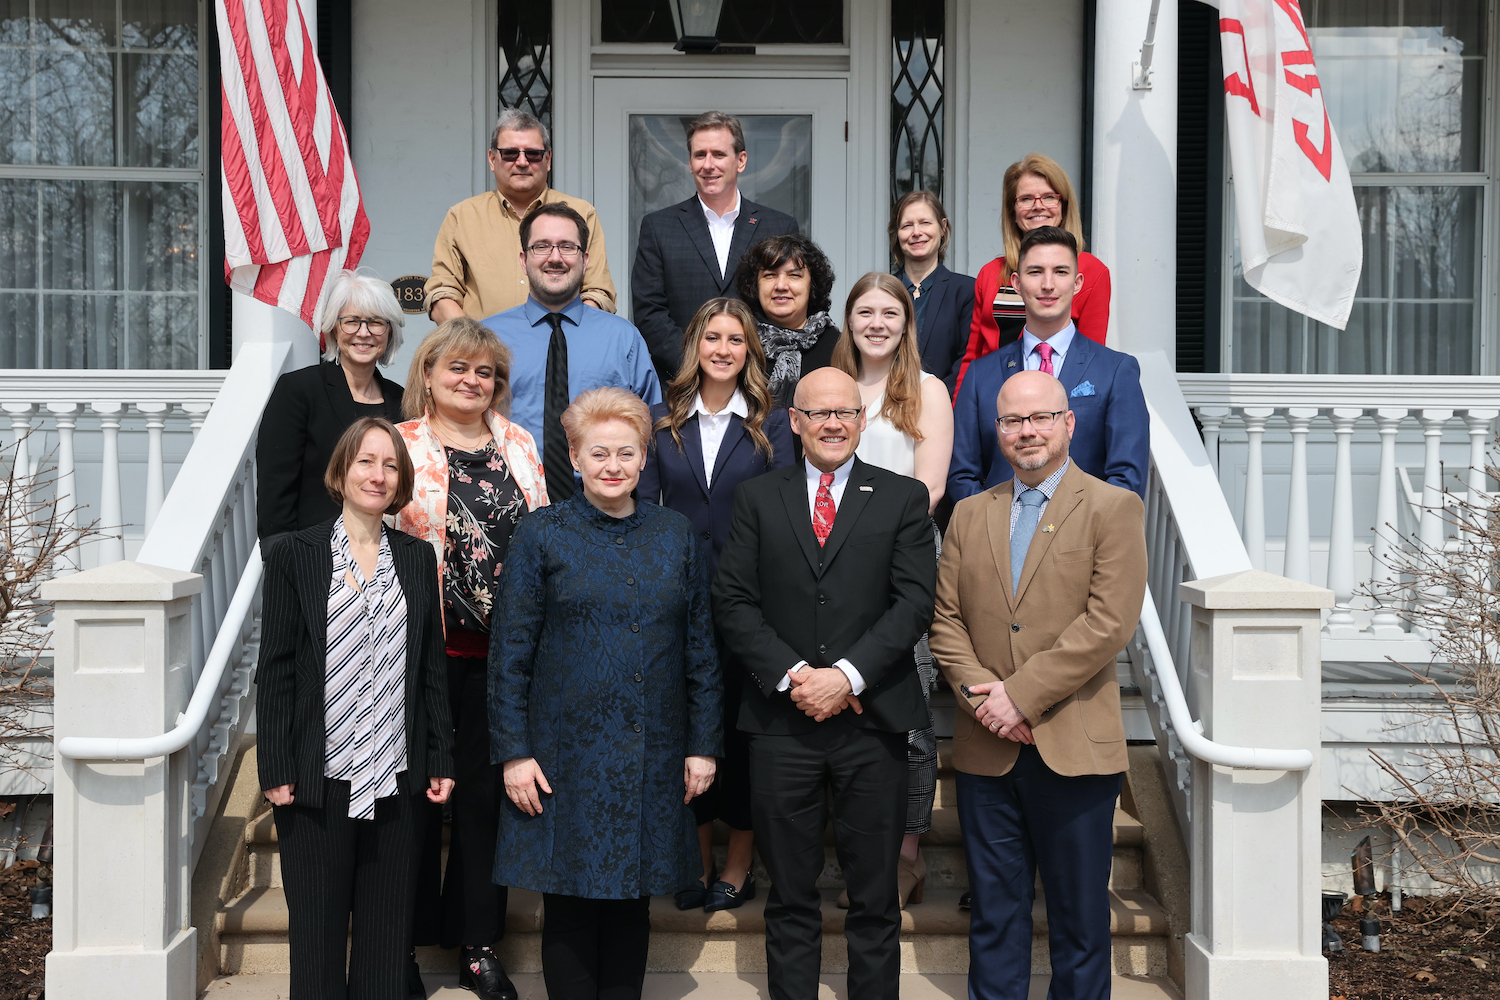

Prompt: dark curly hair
[{"left": 733, "top": 233, "right": 836, "bottom": 322}]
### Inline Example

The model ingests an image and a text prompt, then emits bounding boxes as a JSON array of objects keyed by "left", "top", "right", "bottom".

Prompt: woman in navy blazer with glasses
[{"left": 638, "top": 296, "right": 794, "bottom": 914}]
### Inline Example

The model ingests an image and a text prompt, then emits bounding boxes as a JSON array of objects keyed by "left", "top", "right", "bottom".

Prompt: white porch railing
[
  {"left": 1178, "top": 374, "right": 1500, "bottom": 645},
  {"left": 0, "top": 372, "right": 226, "bottom": 570}
]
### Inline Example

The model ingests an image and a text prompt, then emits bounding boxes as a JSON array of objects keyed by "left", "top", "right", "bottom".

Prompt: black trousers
[
  {"left": 540, "top": 894, "right": 652, "bottom": 1000},
  {"left": 957, "top": 745, "right": 1123, "bottom": 1000},
  {"left": 689, "top": 657, "right": 753, "bottom": 831},
  {"left": 750, "top": 724, "right": 907, "bottom": 1000},
  {"left": 414, "top": 656, "right": 508, "bottom": 947},
  {"left": 274, "top": 777, "right": 423, "bottom": 1000}
]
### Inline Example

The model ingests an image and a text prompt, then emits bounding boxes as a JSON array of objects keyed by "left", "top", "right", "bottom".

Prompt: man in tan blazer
[{"left": 929, "top": 370, "right": 1146, "bottom": 1000}]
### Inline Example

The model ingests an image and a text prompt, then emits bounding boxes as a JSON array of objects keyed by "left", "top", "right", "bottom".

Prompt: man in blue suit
[{"left": 947, "top": 226, "right": 1147, "bottom": 502}]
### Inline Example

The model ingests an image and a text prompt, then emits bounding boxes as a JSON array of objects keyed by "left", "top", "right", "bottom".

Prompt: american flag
[{"left": 216, "top": 0, "right": 369, "bottom": 340}]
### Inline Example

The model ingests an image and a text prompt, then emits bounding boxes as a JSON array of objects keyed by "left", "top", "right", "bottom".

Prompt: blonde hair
[
  {"left": 657, "top": 298, "right": 776, "bottom": 461},
  {"left": 831, "top": 272, "right": 926, "bottom": 442},
  {"left": 1001, "top": 154, "right": 1087, "bottom": 282},
  {"left": 402, "top": 318, "right": 513, "bottom": 420},
  {"left": 561, "top": 387, "right": 652, "bottom": 452},
  {"left": 888, "top": 190, "right": 951, "bottom": 266}
]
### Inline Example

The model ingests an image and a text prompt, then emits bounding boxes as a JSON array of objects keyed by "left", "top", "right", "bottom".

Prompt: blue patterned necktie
[{"left": 1011, "top": 488, "right": 1045, "bottom": 592}]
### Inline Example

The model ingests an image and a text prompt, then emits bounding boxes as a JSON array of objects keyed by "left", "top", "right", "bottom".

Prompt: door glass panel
[{"left": 627, "top": 113, "right": 811, "bottom": 270}]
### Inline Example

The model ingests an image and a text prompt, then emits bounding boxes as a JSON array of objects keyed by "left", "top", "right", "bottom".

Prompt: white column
[
  {"left": 1091, "top": 0, "right": 1178, "bottom": 356},
  {"left": 3, "top": 402, "right": 34, "bottom": 480},
  {"left": 1242, "top": 407, "right": 1273, "bottom": 571},
  {"left": 1325, "top": 408, "right": 1363, "bottom": 636},
  {"left": 1418, "top": 409, "right": 1453, "bottom": 555},
  {"left": 138, "top": 402, "right": 169, "bottom": 535},
  {"left": 1283, "top": 408, "right": 1317, "bottom": 583},
  {"left": 93, "top": 401, "right": 126, "bottom": 565},
  {"left": 42, "top": 561, "right": 204, "bottom": 1000},
  {"left": 231, "top": 291, "right": 318, "bottom": 370},
  {"left": 1197, "top": 407, "right": 1230, "bottom": 478},
  {"left": 1369, "top": 409, "right": 1406, "bottom": 638},
  {"left": 48, "top": 402, "right": 81, "bottom": 574},
  {"left": 1180, "top": 569, "right": 1332, "bottom": 1000}
]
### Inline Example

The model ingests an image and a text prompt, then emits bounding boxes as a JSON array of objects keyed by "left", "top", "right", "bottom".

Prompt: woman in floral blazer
[{"left": 394, "top": 317, "right": 546, "bottom": 1000}]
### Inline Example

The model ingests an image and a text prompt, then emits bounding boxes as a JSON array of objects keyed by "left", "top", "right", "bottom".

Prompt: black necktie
[{"left": 542, "top": 313, "right": 575, "bottom": 501}]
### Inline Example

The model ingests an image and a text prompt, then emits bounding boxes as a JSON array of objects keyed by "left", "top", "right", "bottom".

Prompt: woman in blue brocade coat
[{"left": 489, "top": 388, "right": 722, "bottom": 1000}]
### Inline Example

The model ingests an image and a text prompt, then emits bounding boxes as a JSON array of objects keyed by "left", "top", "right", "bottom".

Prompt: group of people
[{"left": 253, "top": 108, "right": 1151, "bottom": 1000}]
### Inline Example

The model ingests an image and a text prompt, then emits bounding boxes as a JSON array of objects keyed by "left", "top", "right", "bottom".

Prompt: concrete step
[
  {"left": 204, "top": 971, "right": 1185, "bottom": 1000},
  {"left": 218, "top": 886, "right": 1170, "bottom": 977}
]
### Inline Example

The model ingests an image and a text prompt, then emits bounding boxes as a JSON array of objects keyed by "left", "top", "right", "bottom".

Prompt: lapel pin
[
  {"left": 1041, "top": 524, "right": 1055, "bottom": 533},
  {"left": 1007, "top": 360, "right": 1017, "bottom": 368},
  {"left": 859, "top": 485, "right": 874, "bottom": 492}
]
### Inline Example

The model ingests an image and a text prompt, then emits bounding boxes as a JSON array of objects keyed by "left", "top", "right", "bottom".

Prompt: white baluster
[
  {"left": 1196, "top": 407, "right": 1230, "bottom": 477},
  {"left": 3, "top": 403, "right": 34, "bottom": 481},
  {"left": 47, "top": 402, "right": 81, "bottom": 574},
  {"left": 1462, "top": 409, "right": 1496, "bottom": 502},
  {"left": 93, "top": 401, "right": 125, "bottom": 565},
  {"left": 1418, "top": 409, "right": 1454, "bottom": 555},
  {"left": 183, "top": 402, "right": 212, "bottom": 437},
  {"left": 1369, "top": 409, "right": 1407, "bottom": 638},
  {"left": 1242, "top": 407, "right": 1273, "bottom": 571},
  {"left": 137, "top": 402, "right": 169, "bottom": 535},
  {"left": 1325, "top": 408, "right": 1363, "bottom": 636},
  {"left": 1283, "top": 407, "right": 1318, "bottom": 583}
]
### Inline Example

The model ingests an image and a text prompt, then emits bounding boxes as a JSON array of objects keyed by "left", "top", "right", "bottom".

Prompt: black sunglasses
[{"left": 491, "top": 146, "right": 549, "bottom": 163}]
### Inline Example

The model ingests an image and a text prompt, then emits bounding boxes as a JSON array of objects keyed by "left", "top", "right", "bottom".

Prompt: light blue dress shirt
[
  {"left": 1020, "top": 321, "right": 1078, "bottom": 381},
  {"left": 481, "top": 297, "right": 663, "bottom": 451}
]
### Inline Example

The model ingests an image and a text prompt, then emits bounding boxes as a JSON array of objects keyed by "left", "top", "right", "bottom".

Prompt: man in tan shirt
[
  {"left": 929, "top": 370, "right": 1146, "bottom": 1000},
  {"left": 425, "top": 109, "right": 616, "bottom": 320}
]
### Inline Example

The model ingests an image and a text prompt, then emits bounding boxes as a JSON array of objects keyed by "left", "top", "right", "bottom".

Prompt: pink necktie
[
  {"left": 1036, "top": 342, "right": 1055, "bottom": 375},
  {"left": 813, "top": 473, "right": 836, "bottom": 546}
]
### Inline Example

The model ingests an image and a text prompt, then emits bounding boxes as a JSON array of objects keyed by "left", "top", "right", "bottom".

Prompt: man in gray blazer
[{"left": 632, "top": 110, "right": 799, "bottom": 385}]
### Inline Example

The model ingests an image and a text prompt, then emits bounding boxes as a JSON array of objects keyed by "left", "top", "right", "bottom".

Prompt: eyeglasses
[
  {"left": 996, "top": 410, "right": 1066, "bottom": 434},
  {"left": 492, "top": 146, "right": 548, "bottom": 163},
  {"left": 1014, "top": 193, "right": 1061, "bottom": 209},
  {"left": 338, "top": 316, "right": 390, "bottom": 335},
  {"left": 793, "top": 406, "right": 863, "bottom": 423},
  {"left": 526, "top": 241, "right": 583, "bottom": 258}
]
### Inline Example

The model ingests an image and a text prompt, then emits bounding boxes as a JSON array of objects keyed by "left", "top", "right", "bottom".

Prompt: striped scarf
[{"left": 324, "top": 517, "right": 408, "bottom": 820}]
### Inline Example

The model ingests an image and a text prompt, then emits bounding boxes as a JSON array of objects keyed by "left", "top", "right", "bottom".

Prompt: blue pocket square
[{"left": 1070, "top": 381, "right": 1096, "bottom": 398}]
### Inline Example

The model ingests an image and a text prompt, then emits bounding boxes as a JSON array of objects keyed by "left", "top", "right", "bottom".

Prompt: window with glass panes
[
  {"left": 1228, "top": 1, "right": 1487, "bottom": 375},
  {"left": 0, "top": 0, "right": 203, "bottom": 370}
]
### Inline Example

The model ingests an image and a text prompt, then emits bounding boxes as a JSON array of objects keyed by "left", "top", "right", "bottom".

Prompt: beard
[{"left": 1007, "top": 433, "right": 1066, "bottom": 471}]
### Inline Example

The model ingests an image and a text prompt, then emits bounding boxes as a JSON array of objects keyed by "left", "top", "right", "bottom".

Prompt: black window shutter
[
  {"left": 1176, "top": 0, "right": 1224, "bottom": 373},
  {"left": 317, "top": 0, "right": 354, "bottom": 143}
]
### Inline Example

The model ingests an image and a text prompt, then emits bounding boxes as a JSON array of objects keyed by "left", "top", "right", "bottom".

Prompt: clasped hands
[
  {"left": 968, "top": 681, "right": 1034, "bottom": 744},
  {"left": 787, "top": 666, "right": 862, "bottom": 722}
]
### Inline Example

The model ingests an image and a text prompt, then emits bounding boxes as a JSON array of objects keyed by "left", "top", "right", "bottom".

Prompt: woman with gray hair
[{"left": 256, "top": 268, "right": 409, "bottom": 549}]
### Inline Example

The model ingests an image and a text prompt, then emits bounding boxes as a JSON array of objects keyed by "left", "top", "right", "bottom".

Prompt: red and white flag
[
  {"left": 217, "top": 0, "right": 369, "bottom": 340},
  {"left": 1211, "top": 0, "right": 1362, "bottom": 329}
]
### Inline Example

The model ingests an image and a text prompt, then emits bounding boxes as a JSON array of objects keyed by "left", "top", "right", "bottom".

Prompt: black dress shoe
[
  {"left": 959, "top": 891, "right": 972, "bottom": 911},
  {"left": 675, "top": 877, "right": 712, "bottom": 910},
  {"left": 705, "top": 875, "right": 756, "bottom": 912},
  {"left": 406, "top": 955, "right": 427, "bottom": 1000},
  {"left": 459, "top": 945, "right": 518, "bottom": 1000}
]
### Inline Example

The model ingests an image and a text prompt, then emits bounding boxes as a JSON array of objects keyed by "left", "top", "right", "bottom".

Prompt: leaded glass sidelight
[
  {"left": 499, "top": 0, "right": 552, "bottom": 128},
  {"left": 891, "top": 0, "right": 944, "bottom": 203}
]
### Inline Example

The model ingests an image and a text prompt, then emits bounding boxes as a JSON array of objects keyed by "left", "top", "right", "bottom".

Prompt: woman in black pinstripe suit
[{"left": 257, "top": 416, "right": 455, "bottom": 1000}]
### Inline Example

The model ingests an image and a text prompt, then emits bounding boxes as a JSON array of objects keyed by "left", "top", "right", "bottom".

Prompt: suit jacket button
[
  {"left": 626, "top": 577, "right": 635, "bottom": 586},
  {"left": 633, "top": 724, "right": 642, "bottom": 733},
  {"left": 818, "top": 644, "right": 827, "bottom": 654},
  {"left": 701, "top": 530, "right": 711, "bottom": 540},
  {"left": 1011, "top": 623, "right": 1020, "bottom": 632},
  {"left": 635, "top": 672, "right": 643, "bottom": 682},
  {"left": 631, "top": 623, "right": 640, "bottom": 633},
  {"left": 615, "top": 536, "right": 625, "bottom": 546},
  {"left": 703, "top": 498, "right": 710, "bottom": 505}
]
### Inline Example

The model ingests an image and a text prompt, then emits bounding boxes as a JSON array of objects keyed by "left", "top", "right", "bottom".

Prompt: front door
[{"left": 591, "top": 77, "right": 849, "bottom": 324}]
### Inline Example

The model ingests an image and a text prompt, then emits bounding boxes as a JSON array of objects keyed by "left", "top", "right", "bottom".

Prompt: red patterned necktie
[
  {"left": 813, "top": 472, "right": 836, "bottom": 546},
  {"left": 1036, "top": 341, "right": 1055, "bottom": 375}
]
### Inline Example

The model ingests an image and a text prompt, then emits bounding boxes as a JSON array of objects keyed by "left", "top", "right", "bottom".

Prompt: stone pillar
[
  {"left": 44, "top": 562, "right": 203, "bottom": 1000},
  {"left": 1178, "top": 570, "right": 1331, "bottom": 1000}
]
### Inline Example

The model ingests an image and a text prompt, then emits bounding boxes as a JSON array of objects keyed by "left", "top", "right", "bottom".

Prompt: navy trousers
[{"left": 956, "top": 745, "right": 1122, "bottom": 1000}]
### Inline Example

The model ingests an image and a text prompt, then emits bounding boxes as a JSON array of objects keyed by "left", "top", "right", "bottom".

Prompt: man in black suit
[
  {"left": 712, "top": 367, "right": 937, "bottom": 1000},
  {"left": 632, "top": 111, "right": 799, "bottom": 385}
]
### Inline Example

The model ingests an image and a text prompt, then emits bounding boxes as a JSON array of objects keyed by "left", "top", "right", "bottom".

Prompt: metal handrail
[
  {"left": 56, "top": 544, "right": 263, "bottom": 762},
  {"left": 1139, "top": 586, "right": 1315, "bottom": 771}
]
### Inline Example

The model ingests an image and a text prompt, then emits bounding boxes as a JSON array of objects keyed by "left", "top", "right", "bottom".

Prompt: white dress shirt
[
  {"left": 1021, "top": 322, "right": 1078, "bottom": 381},
  {"left": 700, "top": 193, "right": 741, "bottom": 279},
  {"left": 776, "top": 456, "right": 867, "bottom": 695},
  {"left": 692, "top": 389, "right": 748, "bottom": 488}
]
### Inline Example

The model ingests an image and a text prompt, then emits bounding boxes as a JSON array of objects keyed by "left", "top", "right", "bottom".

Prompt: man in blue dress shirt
[
  {"left": 947, "top": 226, "right": 1147, "bottom": 502},
  {"left": 482, "top": 202, "right": 661, "bottom": 499}
]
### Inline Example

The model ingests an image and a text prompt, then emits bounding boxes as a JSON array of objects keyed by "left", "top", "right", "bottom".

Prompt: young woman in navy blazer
[{"left": 637, "top": 297, "right": 793, "bottom": 912}]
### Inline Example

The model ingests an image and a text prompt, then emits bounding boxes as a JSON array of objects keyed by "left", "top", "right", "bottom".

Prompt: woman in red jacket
[{"left": 954, "top": 153, "right": 1111, "bottom": 393}]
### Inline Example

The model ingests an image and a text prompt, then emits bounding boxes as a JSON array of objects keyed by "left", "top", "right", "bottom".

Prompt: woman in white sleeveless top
[{"left": 831, "top": 271, "right": 954, "bottom": 908}]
